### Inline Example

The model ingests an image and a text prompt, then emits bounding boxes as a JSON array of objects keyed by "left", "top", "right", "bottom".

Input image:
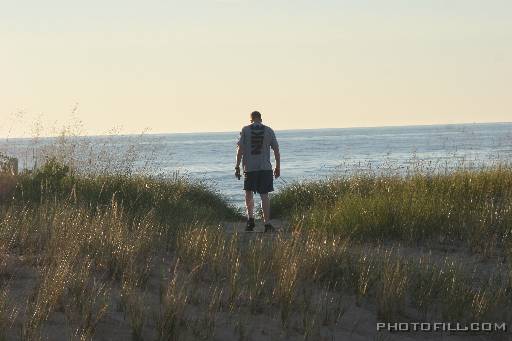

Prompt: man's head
[{"left": 250, "top": 111, "right": 262, "bottom": 123}]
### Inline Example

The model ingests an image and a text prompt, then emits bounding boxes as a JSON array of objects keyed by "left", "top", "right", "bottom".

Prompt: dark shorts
[{"left": 243, "top": 170, "right": 274, "bottom": 194}]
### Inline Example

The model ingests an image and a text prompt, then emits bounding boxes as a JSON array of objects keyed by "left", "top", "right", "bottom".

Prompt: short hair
[{"left": 251, "top": 111, "right": 262, "bottom": 121}]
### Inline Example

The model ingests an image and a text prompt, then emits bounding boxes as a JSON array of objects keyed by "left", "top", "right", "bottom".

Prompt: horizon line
[{"left": 2, "top": 120, "right": 512, "bottom": 140}]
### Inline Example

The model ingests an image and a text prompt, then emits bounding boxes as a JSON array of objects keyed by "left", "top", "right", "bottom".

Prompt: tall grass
[
  {"left": 267, "top": 166, "right": 512, "bottom": 334},
  {"left": 1, "top": 155, "right": 511, "bottom": 339},
  {"left": 156, "top": 260, "right": 192, "bottom": 341},
  {"left": 174, "top": 223, "right": 512, "bottom": 331},
  {"left": 0, "top": 156, "right": 239, "bottom": 339},
  {"left": 10, "top": 157, "right": 239, "bottom": 225},
  {"left": 0, "top": 286, "right": 9, "bottom": 341},
  {"left": 272, "top": 166, "right": 512, "bottom": 252}
]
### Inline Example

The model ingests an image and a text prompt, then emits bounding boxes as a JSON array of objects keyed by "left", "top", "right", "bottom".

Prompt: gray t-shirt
[{"left": 238, "top": 122, "right": 278, "bottom": 172}]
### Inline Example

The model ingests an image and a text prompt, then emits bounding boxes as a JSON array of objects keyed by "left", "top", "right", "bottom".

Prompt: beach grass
[
  {"left": 0, "top": 157, "right": 511, "bottom": 339},
  {"left": 271, "top": 166, "right": 512, "bottom": 253}
]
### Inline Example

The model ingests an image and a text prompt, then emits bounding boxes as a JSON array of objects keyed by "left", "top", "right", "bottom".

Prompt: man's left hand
[
  {"left": 274, "top": 167, "right": 280, "bottom": 179},
  {"left": 235, "top": 167, "right": 241, "bottom": 180}
]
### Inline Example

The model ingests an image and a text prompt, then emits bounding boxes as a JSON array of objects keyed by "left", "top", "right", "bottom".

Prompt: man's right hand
[{"left": 235, "top": 167, "right": 241, "bottom": 180}]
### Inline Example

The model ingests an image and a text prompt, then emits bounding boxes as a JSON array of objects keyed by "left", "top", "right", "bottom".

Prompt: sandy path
[{"left": 221, "top": 219, "right": 287, "bottom": 234}]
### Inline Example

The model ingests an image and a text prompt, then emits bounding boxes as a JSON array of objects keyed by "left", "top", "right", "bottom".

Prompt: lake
[{"left": 2, "top": 122, "right": 512, "bottom": 207}]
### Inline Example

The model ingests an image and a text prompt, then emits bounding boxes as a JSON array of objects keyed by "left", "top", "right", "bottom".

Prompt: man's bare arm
[
  {"left": 235, "top": 145, "right": 243, "bottom": 179},
  {"left": 273, "top": 145, "right": 280, "bottom": 178}
]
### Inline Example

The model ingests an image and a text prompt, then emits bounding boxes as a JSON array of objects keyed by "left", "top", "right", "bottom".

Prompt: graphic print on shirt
[{"left": 250, "top": 125, "right": 265, "bottom": 155}]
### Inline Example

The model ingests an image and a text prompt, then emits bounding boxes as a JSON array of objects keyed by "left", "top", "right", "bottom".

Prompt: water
[{"left": 2, "top": 122, "right": 512, "bottom": 207}]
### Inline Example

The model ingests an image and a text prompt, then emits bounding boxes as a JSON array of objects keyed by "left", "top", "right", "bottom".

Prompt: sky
[{"left": 1, "top": 0, "right": 511, "bottom": 137}]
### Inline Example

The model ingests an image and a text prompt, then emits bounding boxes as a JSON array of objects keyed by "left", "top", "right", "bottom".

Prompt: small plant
[
  {"left": 376, "top": 250, "right": 409, "bottom": 322},
  {"left": 0, "top": 286, "right": 9, "bottom": 341},
  {"left": 193, "top": 284, "right": 223, "bottom": 340},
  {"left": 356, "top": 254, "right": 376, "bottom": 306},
  {"left": 226, "top": 234, "right": 241, "bottom": 311},
  {"left": 69, "top": 280, "right": 110, "bottom": 341},
  {"left": 244, "top": 237, "right": 271, "bottom": 313},
  {"left": 23, "top": 257, "right": 74, "bottom": 340},
  {"left": 156, "top": 260, "right": 192, "bottom": 341},
  {"left": 272, "top": 235, "right": 301, "bottom": 327},
  {"left": 120, "top": 288, "right": 146, "bottom": 341}
]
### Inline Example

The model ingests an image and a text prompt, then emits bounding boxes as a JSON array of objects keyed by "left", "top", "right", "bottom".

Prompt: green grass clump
[
  {"left": 2, "top": 157, "right": 239, "bottom": 229},
  {"left": 272, "top": 166, "right": 512, "bottom": 251}
]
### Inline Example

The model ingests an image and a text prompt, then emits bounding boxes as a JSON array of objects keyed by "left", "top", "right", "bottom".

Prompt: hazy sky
[{"left": 1, "top": 0, "right": 511, "bottom": 137}]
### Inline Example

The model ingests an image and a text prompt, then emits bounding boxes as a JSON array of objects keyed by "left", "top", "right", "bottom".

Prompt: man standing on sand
[{"left": 235, "top": 111, "right": 280, "bottom": 232}]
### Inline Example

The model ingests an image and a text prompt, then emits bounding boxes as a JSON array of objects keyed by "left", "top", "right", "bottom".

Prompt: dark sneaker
[
  {"left": 246, "top": 218, "right": 255, "bottom": 232},
  {"left": 264, "top": 223, "right": 275, "bottom": 233}
]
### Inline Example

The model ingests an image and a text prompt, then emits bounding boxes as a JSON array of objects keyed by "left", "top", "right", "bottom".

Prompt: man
[{"left": 235, "top": 111, "right": 280, "bottom": 232}]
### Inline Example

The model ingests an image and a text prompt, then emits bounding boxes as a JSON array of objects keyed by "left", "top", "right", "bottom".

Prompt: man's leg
[
  {"left": 245, "top": 190, "right": 254, "bottom": 219},
  {"left": 260, "top": 193, "right": 270, "bottom": 224}
]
